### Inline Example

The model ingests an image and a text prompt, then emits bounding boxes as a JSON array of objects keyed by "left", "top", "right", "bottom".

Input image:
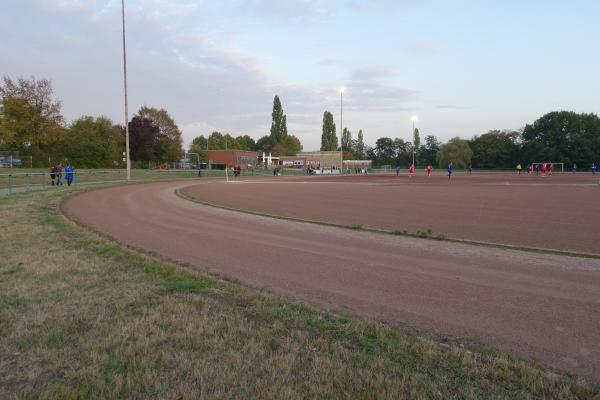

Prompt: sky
[{"left": 1, "top": 0, "right": 599, "bottom": 151}]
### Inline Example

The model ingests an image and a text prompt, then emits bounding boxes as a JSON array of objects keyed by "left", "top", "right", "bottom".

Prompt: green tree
[
  {"left": 255, "top": 135, "right": 273, "bottom": 153},
  {"left": 270, "top": 95, "right": 288, "bottom": 144},
  {"left": 413, "top": 128, "right": 421, "bottom": 166},
  {"left": 393, "top": 138, "right": 411, "bottom": 165},
  {"left": 235, "top": 135, "right": 256, "bottom": 151},
  {"left": 341, "top": 128, "right": 352, "bottom": 153},
  {"left": 65, "top": 116, "right": 123, "bottom": 168},
  {"left": 137, "top": 106, "right": 183, "bottom": 162},
  {"left": 373, "top": 137, "right": 396, "bottom": 166},
  {"left": 521, "top": 111, "right": 600, "bottom": 166},
  {"left": 0, "top": 76, "right": 64, "bottom": 166},
  {"left": 470, "top": 130, "right": 520, "bottom": 168},
  {"left": 420, "top": 135, "right": 441, "bottom": 166},
  {"left": 355, "top": 130, "right": 365, "bottom": 159},
  {"left": 320, "top": 111, "right": 338, "bottom": 151},
  {"left": 436, "top": 137, "right": 473, "bottom": 168}
]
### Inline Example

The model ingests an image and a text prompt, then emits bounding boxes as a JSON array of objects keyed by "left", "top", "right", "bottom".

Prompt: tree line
[
  {"left": 0, "top": 77, "right": 184, "bottom": 168},
  {"left": 332, "top": 112, "right": 600, "bottom": 168},
  {"left": 2, "top": 76, "right": 598, "bottom": 169}
]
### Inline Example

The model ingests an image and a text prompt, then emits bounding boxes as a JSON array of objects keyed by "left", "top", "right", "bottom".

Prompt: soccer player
[
  {"left": 592, "top": 163, "right": 597, "bottom": 175},
  {"left": 572, "top": 163, "right": 577, "bottom": 173},
  {"left": 541, "top": 163, "right": 547, "bottom": 176},
  {"left": 395, "top": 166, "right": 400, "bottom": 176},
  {"left": 467, "top": 163, "right": 473, "bottom": 174},
  {"left": 447, "top": 162, "right": 453, "bottom": 179},
  {"left": 528, "top": 163, "right": 533, "bottom": 174},
  {"left": 549, "top": 163, "right": 554, "bottom": 176},
  {"left": 426, "top": 164, "right": 433, "bottom": 177},
  {"left": 516, "top": 163, "right": 522, "bottom": 175},
  {"left": 409, "top": 163, "right": 414, "bottom": 177}
]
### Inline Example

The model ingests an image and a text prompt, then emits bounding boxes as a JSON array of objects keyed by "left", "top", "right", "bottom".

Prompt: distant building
[
  {"left": 298, "top": 151, "right": 343, "bottom": 169},
  {"left": 204, "top": 150, "right": 257, "bottom": 170}
]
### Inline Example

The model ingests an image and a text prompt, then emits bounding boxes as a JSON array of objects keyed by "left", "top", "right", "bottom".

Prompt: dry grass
[{"left": 0, "top": 188, "right": 596, "bottom": 399}]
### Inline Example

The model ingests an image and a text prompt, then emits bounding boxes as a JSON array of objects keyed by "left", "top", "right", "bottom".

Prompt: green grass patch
[{"left": 0, "top": 186, "right": 595, "bottom": 399}]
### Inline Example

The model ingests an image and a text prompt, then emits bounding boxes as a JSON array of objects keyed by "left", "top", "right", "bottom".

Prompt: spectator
[{"left": 64, "top": 164, "right": 75, "bottom": 186}]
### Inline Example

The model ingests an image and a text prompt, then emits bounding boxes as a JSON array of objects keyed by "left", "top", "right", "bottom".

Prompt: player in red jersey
[
  {"left": 426, "top": 164, "right": 433, "bottom": 177},
  {"left": 409, "top": 163, "right": 414, "bottom": 177}
]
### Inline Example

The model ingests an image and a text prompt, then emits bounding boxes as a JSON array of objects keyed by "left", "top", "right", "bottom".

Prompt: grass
[{"left": 0, "top": 187, "right": 597, "bottom": 399}]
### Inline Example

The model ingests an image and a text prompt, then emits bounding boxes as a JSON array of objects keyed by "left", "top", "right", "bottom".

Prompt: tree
[
  {"left": 270, "top": 95, "right": 288, "bottom": 144},
  {"left": 255, "top": 135, "right": 273, "bottom": 153},
  {"left": 521, "top": 111, "right": 600, "bottom": 166},
  {"left": 413, "top": 127, "right": 421, "bottom": 166},
  {"left": 235, "top": 135, "right": 256, "bottom": 151},
  {"left": 129, "top": 116, "right": 159, "bottom": 163},
  {"left": 373, "top": 137, "right": 395, "bottom": 166},
  {"left": 65, "top": 116, "right": 124, "bottom": 168},
  {"left": 420, "top": 135, "right": 441, "bottom": 166},
  {"left": 470, "top": 130, "right": 520, "bottom": 168},
  {"left": 436, "top": 137, "right": 473, "bottom": 168},
  {"left": 355, "top": 130, "right": 365, "bottom": 159},
  {"left": 341, "top": 128, "right": 352, "bottom": 152},
  {"left": 320, "top": 111, "right": 337, "bottom": 151},
  {"left": 137, "top": 106, "right": 183, "bottom": 162},
  {"left": 0, "top": 76, "right": 64, "bottom": 166},
  {"left": 393, "top": 138, "right": 411, "bottom": 165}
]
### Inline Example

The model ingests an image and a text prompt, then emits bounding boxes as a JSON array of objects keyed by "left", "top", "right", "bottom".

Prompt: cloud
[
  {"left": 436, "top": 104, "right": 471, "bottom": 110},
  {"left": 342, "top": 66, "right": 417, "bottom": 112},
  {"left": 410, "top": 40, "right": 442, "bottom": 54}
]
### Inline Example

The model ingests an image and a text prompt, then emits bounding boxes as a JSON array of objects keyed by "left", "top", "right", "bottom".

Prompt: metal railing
[{"left": 0, "top": 167, "right": 315, "bottom": 195}]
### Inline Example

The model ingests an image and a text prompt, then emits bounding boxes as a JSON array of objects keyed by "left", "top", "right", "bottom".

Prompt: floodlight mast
[
  {"left": 121, "top": 0, "right": 131, "bottom": 181},
  {"left": 340, "top": 88, "right": 345, "bottom": 174}
]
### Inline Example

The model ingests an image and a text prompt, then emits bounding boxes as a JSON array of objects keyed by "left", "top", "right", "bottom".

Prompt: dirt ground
[
  {"left": 182, "top": 172, "right": 600, "bottom": 255},
  {"left": 66, "top": 180, "right": 600, "bottom": 381}
]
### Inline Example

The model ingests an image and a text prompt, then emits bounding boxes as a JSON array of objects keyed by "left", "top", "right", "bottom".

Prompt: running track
[{"left": 65, "top": 180, "right": 600, "bottom": 381}]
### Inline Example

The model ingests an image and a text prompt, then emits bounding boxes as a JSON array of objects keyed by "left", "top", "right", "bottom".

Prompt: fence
[{"left": 0, "top": 167, "right": 315, "bottom": 195}]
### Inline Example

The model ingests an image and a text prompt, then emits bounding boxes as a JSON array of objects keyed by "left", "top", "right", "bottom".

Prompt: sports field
[
  {"left": 65, "top": 174, "right": 600, "bottom": 383},
  {"left": 182, "top": 172, "right": 600, "bottom": 255}
]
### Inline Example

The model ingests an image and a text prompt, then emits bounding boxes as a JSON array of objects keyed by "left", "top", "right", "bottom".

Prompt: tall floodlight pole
[
  {"left": 121, "top": 0, "right": 131, "bottom": 181},
  {"left": 411, "top": 115, "right": 418, "bottom": 167},
  {"left": 339, "top": 88, "right": 345, "bottom": 173}
]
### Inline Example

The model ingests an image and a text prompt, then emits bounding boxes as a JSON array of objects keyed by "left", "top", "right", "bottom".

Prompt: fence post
[
  {"left": 8, "top": 174, "right": 12, "bottom": 194},
  {"left": 25, "top": 173, "right": 29, "bottom": 192}
]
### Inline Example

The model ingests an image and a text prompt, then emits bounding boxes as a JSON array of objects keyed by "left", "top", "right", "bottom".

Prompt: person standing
[
  {"left": 426, "top": 164, "right": 433, "bottom": 177},
  {"left": 50, "top": 165, "right": 57, "bottom": 186},
  {"left": 447, "top": 162, "right": 453, "bottom": 179},
  {"left": 56, "top": 164, "right": 63, "bottom": 186},
  {"left": 467, "top": 163, "right": 473, "bottom": 174},
  {"left": 572, "top": 163, "right": 577, "bottom": 173},
  {"left": 395, "top": 166, "right": 400, "bottom": 177},
  {"left": 516, "top": 163, "right": 522, "bottom": 175},
  {"left": 65, "top": 164, "right": 74, "bottom": 186},
  {"left": 592, "top": 163, "right": 597, "bottom": 175},
  {"left": 541, "top": 163, "right": 547, "bottom": 176},
  {"left": 549, "top": 163, "right": 554, "bottom": 176},
  {"left": 409, "top": 163, "right": 414, "bottom": 177}
]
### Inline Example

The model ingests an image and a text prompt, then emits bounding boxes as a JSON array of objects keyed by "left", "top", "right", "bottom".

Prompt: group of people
[
  {"left": 231, "top": 165, "right": 242, "bottom": 177},
  {"left": 50, "top": 164, "right": 75, "bottom": 186},
  {"left": 395, "top": 163, "right": 439, "bottom": 178},
  {"left": 517, "top": 162, "right": 597, "bottom": 176}
]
